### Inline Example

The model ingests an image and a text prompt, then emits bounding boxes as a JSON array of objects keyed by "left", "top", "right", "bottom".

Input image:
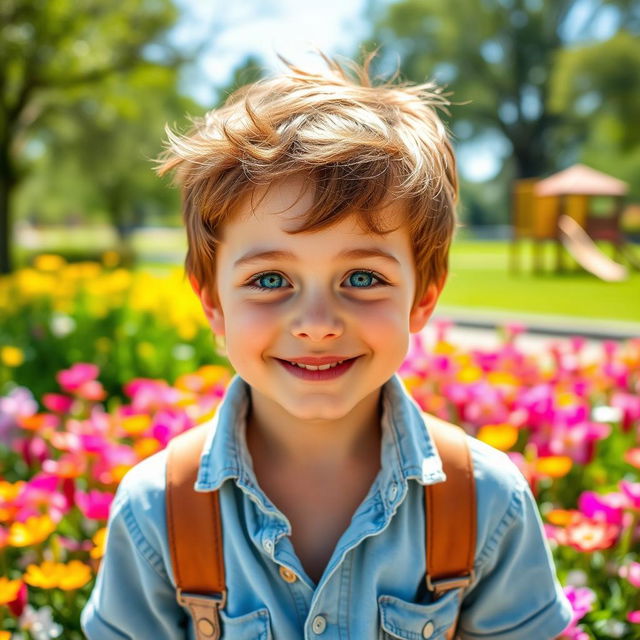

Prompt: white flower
[
  {"left": 50, "top": 313, "right": 76, "bottom": 338},
  {"left": 19, "top": 604, "right": 63, "bottom": 639}
]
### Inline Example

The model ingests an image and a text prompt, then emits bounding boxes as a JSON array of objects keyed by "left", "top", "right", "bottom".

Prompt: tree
[
  {"left": 0, "top": 0, "right": 206, "bottom": 273},
  {"left": 362, "top": 0, "right": 640, "bottom": 183}
]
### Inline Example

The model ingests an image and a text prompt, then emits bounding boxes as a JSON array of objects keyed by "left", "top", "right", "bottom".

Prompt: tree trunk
[{"left": 0, "top": 141, "right": 14, "bottom": 275}]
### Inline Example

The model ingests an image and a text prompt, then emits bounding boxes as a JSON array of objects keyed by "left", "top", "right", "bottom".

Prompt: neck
[{"left": 245, "top": 388, "right": 383, "bottom": 474}]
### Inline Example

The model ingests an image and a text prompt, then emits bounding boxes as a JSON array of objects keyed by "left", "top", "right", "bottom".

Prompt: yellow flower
[
  {"left": 23, "top": 560, "right": 92, "bottom": 590},
  {"left": 58, "top": 560, "right": 92, "bottom": 590},
  {"left": 90, "top": 527, "right": 107, "bottom": 560},
  {"left": 534, "top": 456, "right": 573, "bottom": 478},
  {"left": 477, "top": 423, "right": 519, "bottom": 451},
  {"left": 23, "top": 560, "right": 65, "bottom": 589},
  {"left": 136, "top": 341, "right": 156, "bottom": 360},
  {"left": 456, "top": 366, "right": 483, "bottom": 383},
  {"left": 8, "top": 515, "right": 56, "bottom": 547},
  {"left": 33, "top": 253, "right": 66, "bottom": 272},
  {"left": 0, "top": 631, "right": 12, "bottom": 640},
  {"left": 0, "top": 577, "right": 23, "bottom": 605},
  {"left": 433, "top": 340, "right": 456, "bottom": 355},
  {"left": 95, "top": 337, "right": 112, "bottom": 353},
  {"left": 1, "top": 346, "right": 24, "bottom": 367},
  {"left": 101, "top": 250, "right": 120, "bottom": 268}
]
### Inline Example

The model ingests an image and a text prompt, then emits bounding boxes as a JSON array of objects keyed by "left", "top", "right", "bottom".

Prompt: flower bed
[{"left": 0, "top": 257, "right": 638, "bottom": 638}]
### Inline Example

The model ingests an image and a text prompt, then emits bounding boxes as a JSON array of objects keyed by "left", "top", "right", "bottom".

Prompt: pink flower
[
  {"left": 578, "top": 491, "right": 627, "bottom": 526},
  {"left": 75, "top": 489, "right": 114, "bottom": 520},
  {"left": 628, "top": 610, "right": 640, "bottom": 624},
  {"left": 13, "top": 473, "right": 70, "bottom": 522},
  {"left": 56, "top": 363, "right": 99, "bottom": 392},
  {"left": 0, "top": 387, "right": 37, "bottom": 443},
  {"left": 563, "top": 585, "right": 595, "bottom": 620},
  {"left": 619, "top": 562, "right": 640, "bottom": 588},
  {"left": 619, "top": 480, "right": 640, "bottom": 509},
  {"left": 124, "top": 378, "right": 181, "bottom": 412},
  {"left": 75, "top": 380, "right": 107, "bottom": 402},
  {"left": 42, "top": 393, "right": 74, "bottom": 414}
]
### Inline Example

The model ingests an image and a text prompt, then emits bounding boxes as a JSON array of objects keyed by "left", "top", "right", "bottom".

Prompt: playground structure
[{"left": 510, "top": 164, "right": 640, "bottom": 281}]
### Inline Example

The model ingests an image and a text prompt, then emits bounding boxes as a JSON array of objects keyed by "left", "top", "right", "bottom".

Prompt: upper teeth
[{"left": 289, "top": 360, "right": 346, "bottom": 370}]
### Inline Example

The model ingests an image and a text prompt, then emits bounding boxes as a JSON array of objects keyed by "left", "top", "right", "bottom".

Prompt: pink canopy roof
[{"left": 534, "top": 163, "right": 628, "bottom": 197}]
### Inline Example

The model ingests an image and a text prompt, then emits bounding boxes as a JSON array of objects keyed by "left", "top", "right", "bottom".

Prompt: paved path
[{"left": 421, "top": 306, "right": 640, "bottom": 360}]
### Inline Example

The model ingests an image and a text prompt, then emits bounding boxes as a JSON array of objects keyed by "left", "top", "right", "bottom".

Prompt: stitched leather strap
[
  {"left": 424, "top": 416, "right": 476, "bottom": 640},
  {"left": 166, "top": 424, "right": 226, "bottom": 640}
]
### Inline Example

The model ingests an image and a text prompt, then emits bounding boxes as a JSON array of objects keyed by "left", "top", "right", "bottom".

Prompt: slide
[{"left": 557, "top": 214, "right": 628, "bottom": 282}]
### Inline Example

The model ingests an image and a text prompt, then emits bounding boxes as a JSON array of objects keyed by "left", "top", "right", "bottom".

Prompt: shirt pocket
[
  {"left": 378, "top": 587, "right": 461, "bottom": 640},
  {"left": 219, "top": 606, "right": 272, "bottom": 640}
]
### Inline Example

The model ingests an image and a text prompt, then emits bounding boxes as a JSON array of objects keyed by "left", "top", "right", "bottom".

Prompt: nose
[{"left": 290, "top": 289, "right": 344, "bottom": 341}]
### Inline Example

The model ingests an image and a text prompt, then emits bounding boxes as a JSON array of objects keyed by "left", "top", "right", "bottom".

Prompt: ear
[
  {"left": 189, "top": 274, "right": 225, "bottom": 336},
  {"left": 409, "top": 273, "right": 447, "bottom": 334}
]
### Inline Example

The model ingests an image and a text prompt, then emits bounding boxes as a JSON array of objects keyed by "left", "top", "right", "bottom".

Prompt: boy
[{"left": 81, "top": 52, "right": 573, "bottom": 639}]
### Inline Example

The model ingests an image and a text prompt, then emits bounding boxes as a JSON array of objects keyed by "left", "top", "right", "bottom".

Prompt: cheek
[
  {"left": 225, "top": 303, "right": 276, "bottom": 347},
  {"left": 357, "top": 304, "right": 407, "bottom": 347}
]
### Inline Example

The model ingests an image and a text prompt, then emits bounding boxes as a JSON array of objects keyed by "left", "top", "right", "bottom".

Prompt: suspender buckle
[
  {"left": 177, "top": 589, "right": 227, "bottom": 640},
  {"left": 426, "top": 571, "right": 475, "bottom": 598}
]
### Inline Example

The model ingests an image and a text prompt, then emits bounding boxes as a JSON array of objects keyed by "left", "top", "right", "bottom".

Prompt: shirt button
[
  {"left": 279, "top": 565, "right": 297, "bottom": 583},
  {"left": 262, "top": 539, "right": 274, "bottom": 553},
  {"left": 422, "top": 620, "right": 435, "bottom": 638},
  {"left": 311, "top": 615, "right": 327, "bottom": 634},
  {"left": 388, "top": 482, "right": 398, "bottom": 502}
]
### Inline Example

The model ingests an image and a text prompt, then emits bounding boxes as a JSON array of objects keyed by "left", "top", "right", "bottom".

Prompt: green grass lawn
[{"left": 441, "top": 240, "right": 640, "bottom": 322}]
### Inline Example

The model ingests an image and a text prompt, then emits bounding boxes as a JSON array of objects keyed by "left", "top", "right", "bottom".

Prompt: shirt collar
[{"left": 194, "top": 372, "right": 446, "bottom": 499}]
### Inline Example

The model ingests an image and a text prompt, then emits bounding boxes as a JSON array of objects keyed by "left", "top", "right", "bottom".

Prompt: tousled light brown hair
[{"left": 154, "top": 50, "right": 459, "bottom": 310}]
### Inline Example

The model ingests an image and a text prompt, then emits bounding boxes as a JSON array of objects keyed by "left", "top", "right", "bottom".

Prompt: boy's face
[{"left": 195, "top": 175, "right": 443, "bottom": 424}]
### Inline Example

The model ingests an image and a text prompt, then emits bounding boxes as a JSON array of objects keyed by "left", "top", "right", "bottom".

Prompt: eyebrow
[{"left": 233, "top": 247, "right": 401, "bottom": 269}]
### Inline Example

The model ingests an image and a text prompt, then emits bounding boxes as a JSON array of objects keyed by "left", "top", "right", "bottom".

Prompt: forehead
[{"left": 218, "top": 176, "right": 411, "bottom": 264}]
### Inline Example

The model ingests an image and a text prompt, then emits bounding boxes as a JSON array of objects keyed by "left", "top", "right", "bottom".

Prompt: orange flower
[
  {"left": 477, "top": 423, "right": 519, "bottom": 451},
  {"left": 17, "top": 413, "right": 59, "bottom": 432},
  {"left": 8, "top": 515, "right": 56, "bottom": 547},
  {"left": 133, "top": 437, "right": 161, "bottom": 459},
  {"left": 0, "top": 631, "right": 12, "bottom": 640},
  {"left": 119, "top": 414, "right": 151, "bottom": 436},
  {"left": 545, "top": 509, "right": 581, "bottom": 526},
  {"left": 0, "top": 577, "right": 23, "bottom": 605},
  {"left": 534, "top": 456, "right": 573, "bottom": 478}
]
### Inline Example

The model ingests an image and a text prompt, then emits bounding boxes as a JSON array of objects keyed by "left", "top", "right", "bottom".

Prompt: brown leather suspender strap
[
  {"left": 425, "top": 417, "right": 477, "bottom": 640},
  {"left": 166, "top": 415, "right": 476, "bottom": 640},
  {"left": 166, "top": 423, "right": 226, "bottom": 640}
]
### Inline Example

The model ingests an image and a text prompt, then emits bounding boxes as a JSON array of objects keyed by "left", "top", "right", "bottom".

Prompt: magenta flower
[
  {"left": 75, "top": 489, "right": 114, "bottom": 520},
  {"left": 611, "top": 391, "right": 640, "bottom": 433},
  {"left": 56, "top": 363, "right": 100, "bottom": 392},
  {"left": 578, "top": 490, "right": 627, "bottom": 526},
  {"left": 628, "top": 610, "right": 640, "bottom": 624},
  {"left": 42, "top": 393, "right": 74, "bottom": 414},
  {"left": 151, "top": 408, "right": 194, "bottom": 447}
]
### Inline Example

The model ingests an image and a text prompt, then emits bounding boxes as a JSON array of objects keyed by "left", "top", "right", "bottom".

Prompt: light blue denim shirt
[{"left": 81, "top": 372, "right": 573, "bottom": 639}]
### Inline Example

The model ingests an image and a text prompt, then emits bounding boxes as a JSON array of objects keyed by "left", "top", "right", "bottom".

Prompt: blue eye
[{"left": 245, "top": 269, "right": 387, "bottom": 291}]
